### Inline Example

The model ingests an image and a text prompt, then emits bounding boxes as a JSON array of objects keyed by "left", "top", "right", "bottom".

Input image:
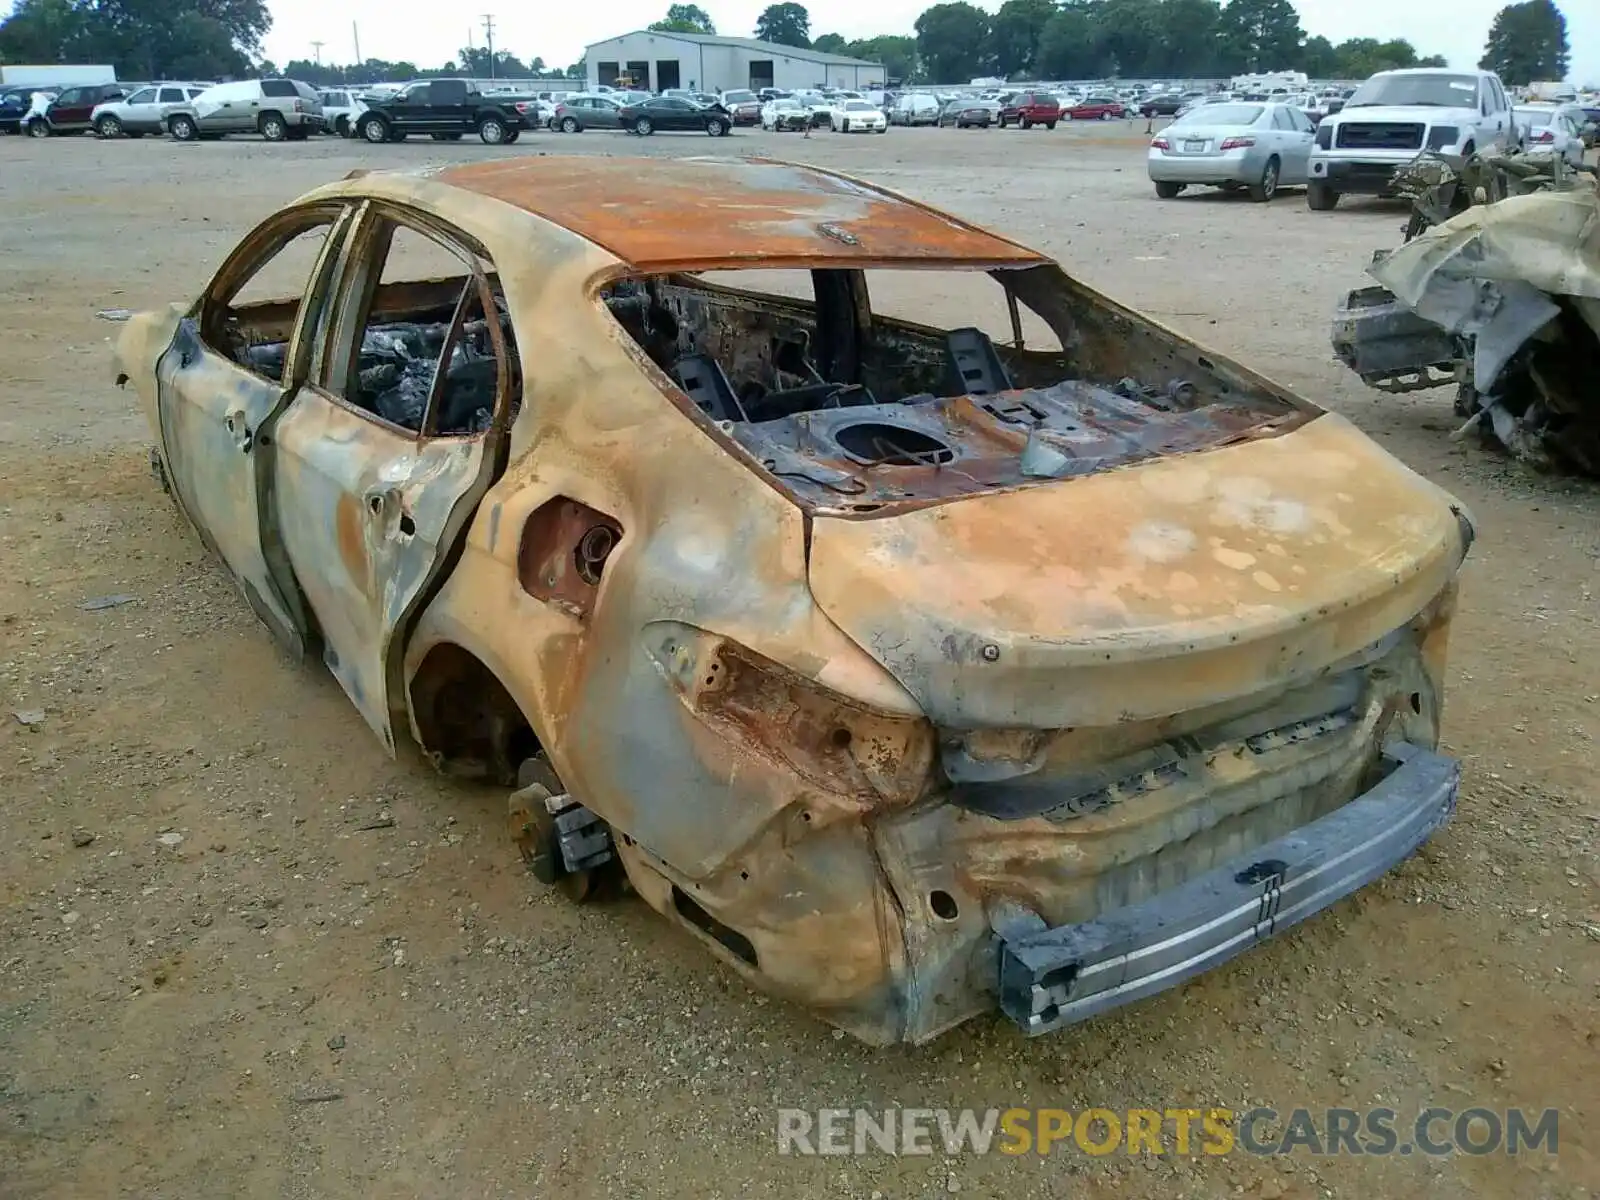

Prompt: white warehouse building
[{"left": 584, "top": 31, "right": 884, "bottom": 94}]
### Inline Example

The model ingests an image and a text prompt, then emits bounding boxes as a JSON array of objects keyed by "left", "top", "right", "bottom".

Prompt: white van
[{"left": 892, "top": 92, "right": 940, "bottom": 126}]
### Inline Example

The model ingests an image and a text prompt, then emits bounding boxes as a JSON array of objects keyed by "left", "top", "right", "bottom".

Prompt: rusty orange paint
[
  {"left": 434, "top": 157, "right": 1051, "bottom": 271},
  {"left": 336, "top": 491, "right": 371, "bottom": 596}
]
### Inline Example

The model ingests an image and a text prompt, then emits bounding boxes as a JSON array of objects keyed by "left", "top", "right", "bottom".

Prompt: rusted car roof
[{"left": 433, "top": 157, "right": 1050, "bottom": 270}]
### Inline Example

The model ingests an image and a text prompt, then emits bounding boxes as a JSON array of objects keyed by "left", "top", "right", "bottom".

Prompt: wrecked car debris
[
  {"left": 1332, "top": 147, "right": 1600, "bottom": 474},
  {"left": 115, "top": 156, "right": 1472, "bottom": 1044},
  {"left": 80, "top": 593, "right": 138, "bottom": 611}
]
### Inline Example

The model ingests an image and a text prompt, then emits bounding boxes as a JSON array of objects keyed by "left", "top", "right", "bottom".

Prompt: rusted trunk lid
[{"left": 807, "top": 413, "right": 1468, "bottom": 729}]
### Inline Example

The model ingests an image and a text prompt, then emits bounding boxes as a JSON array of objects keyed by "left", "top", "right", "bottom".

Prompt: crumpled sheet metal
[
  {"left": 1391, "top": 146, "right": 1596, "bottom": 231},
  {"left": 1370, "top": 187, "right": 1600, "bottom": 318},
  {"left": 1365, "top": 185, "right": 1600, "bottom": 473}
]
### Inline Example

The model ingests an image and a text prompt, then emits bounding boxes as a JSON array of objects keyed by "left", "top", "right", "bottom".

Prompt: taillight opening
[
  {"left": 1151, "top": 136, "right": 1170, "bottom": 150},
  {"left": 1220, "top": 135, "right": 1255, "bottom": 150}
]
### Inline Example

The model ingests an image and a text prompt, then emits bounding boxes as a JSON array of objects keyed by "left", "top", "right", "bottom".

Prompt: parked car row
[
  {"left": 895, "top": 88, "right": 1131, "bottom": 128},
  {"left": 1145, "top": 68, "right": 1595, "bottom": 209},
  {"left": 8, "top": 78, "right": 328, "bottom": 141},
  {"left": 90, "top": 83, "right": 213, "bottom": 137}
]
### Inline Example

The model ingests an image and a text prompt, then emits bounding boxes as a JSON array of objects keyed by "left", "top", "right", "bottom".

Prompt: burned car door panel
[
  {"left": 270, "top": 209, "right": 515, "bottom": 749},
  {"left": 155, "top": 204, "right": 355, "bottom": 657}
]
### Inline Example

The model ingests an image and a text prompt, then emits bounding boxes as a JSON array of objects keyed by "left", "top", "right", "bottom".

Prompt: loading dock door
[
  {"left": 626, "top": 61, "right": 651, "bottom": 90},
  {"left": 657, "top": 60, "right": 681, "bottom": 91},
  {"left": 749, "top": 60, "right": 774, "bottom": 91}
]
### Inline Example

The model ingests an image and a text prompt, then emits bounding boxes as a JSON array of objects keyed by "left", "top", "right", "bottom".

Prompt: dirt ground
[{"left": 1, "top": 122, "right": 1595, "bottom": 1200}]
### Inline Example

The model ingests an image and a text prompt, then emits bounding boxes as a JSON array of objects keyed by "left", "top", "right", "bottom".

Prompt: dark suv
[
  {"left": 998, "top": 92, "right": 1061, "bottom": 130},
  {"left": 27, "top": 82, "right": 135, "bottom": 137},
  {"left": 0, "top": 86, "right": 36, "bottom": 135}
]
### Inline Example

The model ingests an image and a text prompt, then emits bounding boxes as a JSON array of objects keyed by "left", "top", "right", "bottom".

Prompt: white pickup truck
[{"left": 1307, "top": 68, "right": 1517, "bottom": 210}]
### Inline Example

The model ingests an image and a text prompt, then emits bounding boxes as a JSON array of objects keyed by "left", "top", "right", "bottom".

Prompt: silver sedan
[
  {"left": 1148, "top": 102, "right": 1316, "bottom": 201},
  {"left": 1513, "top": 105, "right": 1587, "bottom": 168}
]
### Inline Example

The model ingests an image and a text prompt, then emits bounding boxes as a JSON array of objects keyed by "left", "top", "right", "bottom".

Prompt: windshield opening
[
  {"left": 596, "top": 266, "right": 1299, "bottom": 514},
  {"left": 1347, "top": 73, "right": 1478, "bottom": 109}
]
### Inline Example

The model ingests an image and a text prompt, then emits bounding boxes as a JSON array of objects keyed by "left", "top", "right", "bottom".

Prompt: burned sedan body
[{"left": 116, "top": 157, "right": 1472, "bottom": 1045}]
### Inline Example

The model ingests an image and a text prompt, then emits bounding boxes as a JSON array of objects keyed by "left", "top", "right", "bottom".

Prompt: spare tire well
[{"left": 409, "top": 643, "right": 539, "bottom": 785}]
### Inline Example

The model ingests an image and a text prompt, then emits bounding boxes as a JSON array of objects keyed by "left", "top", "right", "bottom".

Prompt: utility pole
[
  {"left": 352, "top": 22, "right": 361, "bottom": 66},
  {"left": 481, "top": 14, "right": 496, "bottom": 79},
  {"left": 310, "top": 40, "right": 324, "bottom": 66}
]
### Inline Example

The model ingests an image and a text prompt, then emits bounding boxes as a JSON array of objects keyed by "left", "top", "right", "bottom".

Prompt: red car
[
  {"left": 1064, "top": 96, "right": 1126, "bottom": 121},
  {"left": 26, "top": 82, "right": 134, "bottom": 137},
  {"left": 998, "top": 92, "right": 1061, "bottom": 130}
]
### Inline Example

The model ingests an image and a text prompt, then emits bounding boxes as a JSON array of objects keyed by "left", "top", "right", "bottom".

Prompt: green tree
[
  {"left": 457, "top": 46, "right": 532, "bottom": 77},
  {"left": 1331, "top": 37, "right": 1421, "bottom": 78},
  {"left": 1157, "top": 0, "right": 1223, "bottom": 75},
  {"left": 754, "top": 3, "right": 810, "bottom": 47},
  {"left": 812, "top": 32, "right": 847, "bottom": 54},
  {"left": 845, "top": 34, "right": 917, "bottom": 80},
  {"left": 0, "top": 0, "right": 269, "bottom": 79},
  {"left": 1416, "top": 54, "right": 1447, "bottom": 67},
  {"left": 1097, "top": 0, "right": 1164, "bottom": 76},
  {"left": 1217, "top": 0, "right": 1304, "bottom": 72},
  {"left": 650, "top": 4, "right": 716, "bottom": 34},
  {"left": 0, "top": 0, "right": 90, "bottom": 64},
  {"left": 282, "top": 57, "right": 335, "bottom": 84},
  {"left": 1035, "top": 3, "right": 1101, "bottom": 78},
  {"left": 564, "top": 58, "right": 585, "bottom": 78},
  {"left": 1299, "top": 33, "right": 1336, "bottom": 76},
  {"left": 989, "top": 0, "right": 1055, "bottom": 77},
  {"left": 914, "top": 2, "right": 991, "bottom": 83},
  {"left": 1479, "top": 0, "right": 1568, "bottom": 85}
]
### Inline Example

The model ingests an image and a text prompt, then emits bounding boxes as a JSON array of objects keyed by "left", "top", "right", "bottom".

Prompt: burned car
[{"left": 115, "top": 157, "right": 1472, "bottom": 1044}]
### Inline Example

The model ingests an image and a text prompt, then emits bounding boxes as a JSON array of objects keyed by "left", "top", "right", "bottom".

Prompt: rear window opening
[{"left": 599, "top": 265, "right": 1303, "bottom": 514}]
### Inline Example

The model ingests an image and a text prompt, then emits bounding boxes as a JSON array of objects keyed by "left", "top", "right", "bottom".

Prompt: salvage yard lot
[{"left": 1, "top": 126, "right": 1596, "bottom": 1199}]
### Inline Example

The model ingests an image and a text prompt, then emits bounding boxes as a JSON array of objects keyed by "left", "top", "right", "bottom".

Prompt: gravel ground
[{"left": 0, "top": 123, "right": 1595, "bottom": 1200}]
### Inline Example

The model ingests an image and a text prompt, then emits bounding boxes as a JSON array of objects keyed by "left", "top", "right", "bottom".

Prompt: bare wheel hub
[{"left": 507, "top": 759, "right": 616, "bottom": 902}]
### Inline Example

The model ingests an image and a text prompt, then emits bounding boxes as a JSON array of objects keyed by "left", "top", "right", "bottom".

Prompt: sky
[{"left": 249, "top": 0, "right": 1597, "bottom": 85}]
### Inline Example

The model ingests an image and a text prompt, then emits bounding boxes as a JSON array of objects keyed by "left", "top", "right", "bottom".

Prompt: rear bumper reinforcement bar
[{"left": 997, "top": 742, "right": 1459, "bottom": 1035}]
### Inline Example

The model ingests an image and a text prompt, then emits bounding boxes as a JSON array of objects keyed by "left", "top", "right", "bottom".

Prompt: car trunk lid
[{"left": 807, "top": 412, "right": 1467, "bottom": 729}]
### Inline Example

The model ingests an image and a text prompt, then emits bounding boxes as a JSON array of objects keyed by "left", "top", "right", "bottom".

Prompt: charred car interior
[
  {"left": 213, "top": 217, "right": 523, "bottom": 438},
  {"left": 601, "top": 266, "right": 1308, "bottom": 510}
]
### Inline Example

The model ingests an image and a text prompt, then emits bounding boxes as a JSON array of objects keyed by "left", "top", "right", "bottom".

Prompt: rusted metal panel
[
  {"left": 806, "top": 413, "right": 1469, "bottom": 729},
  {"left": 273, "top": 387, "right": 490, "bottom": 750},
  {"left": 152, "top": 321, "right": 308, "bottom": 656},
  {"left": 515, "top": 497, "right": 621, "bottom": 620},
  {"left": 433, "top": 157, "right": 1051, "bottom": 271}
]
